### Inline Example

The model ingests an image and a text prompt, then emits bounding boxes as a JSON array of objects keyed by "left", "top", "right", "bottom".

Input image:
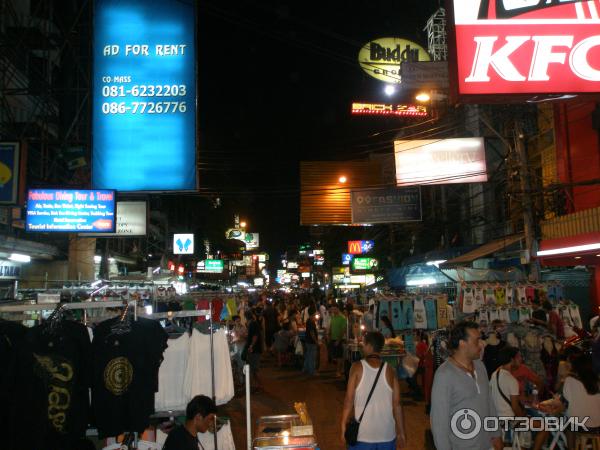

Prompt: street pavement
[{"left": 222, "top": 344, "right": 429, "bottom": 449}]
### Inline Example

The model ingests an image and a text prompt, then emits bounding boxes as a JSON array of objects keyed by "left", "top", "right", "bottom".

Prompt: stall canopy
[{"left": 442, "top": 234, "right": 524, "bottom": 267}]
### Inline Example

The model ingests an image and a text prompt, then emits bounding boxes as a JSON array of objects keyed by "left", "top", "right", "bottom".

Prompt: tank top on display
[
  {"left": 354, "top": 361, "right": 396, "bottom": 443},
  {"left": 485, "top": 288, "right": 496, "bottom": 306},
  {"left": 494, "top": 288, "right": 506, "bottom": 306},
  {"left": 488, "top": 308, "right": 500, "bottom": 322},
  {"left": 474, "top": 287, "right": 485, "bottom": 308},
  {"left": 413, "top": 299, "right": 428, "bottom": 329},
  {"left": 568, "top": 304, "right": 582, "bottom": 329},
  {"left": 505, "top": 286, "right": 514, "bottom": 305},
  {"left": 517, "top": 286, "right": 527, "bottom": 305},
  {"left": 462, "top": 288, "right": 476, "bottom": 313}
]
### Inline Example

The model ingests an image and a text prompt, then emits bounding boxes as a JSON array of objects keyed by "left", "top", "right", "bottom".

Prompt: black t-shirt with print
[
  {"left": 92, "top": 317, "right": 168, "bottom": 437},
  {"left": 29, "top": 320, "right": 92, "bottom": 446},
  {"left": 162, "top": 425, "right": 200, "bottom": 450},
  {"left": 1, "top": 321, "right": 48, "bottom": 450}
]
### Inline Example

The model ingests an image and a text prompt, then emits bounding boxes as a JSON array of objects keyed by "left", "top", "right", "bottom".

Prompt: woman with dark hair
[
  {"left": 561, "top": 354, "right": 600, "bottom": 436},
  {"left": 380, "top": 316, "right": 395, "bottom": 338}
]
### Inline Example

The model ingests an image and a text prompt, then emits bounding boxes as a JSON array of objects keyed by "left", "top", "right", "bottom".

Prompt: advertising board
[
  {"left": 448, "top": 0, "right": 600, "bottom": 98},
  {"left": 348, "top": 240, "right": 375, "bottom": 255},
  {"left": 351, "top": 187, "right": 422, "bottom": 224},
  {"left": 173, "top": 233, "right": 194, "bottom": 255},
  {"left": 85, "top": 201, "right": 146, "bottom": 236},
  {"left": 26, "top": 189, "right": 116, "bottom": 233},
  {"left": 358, "top": 37, "right": 431, "bottom": 83},
  {"left": 394, "top": 138, "right": 487, "bottom": 186},
  {"left": 93, "top": 0, "right": 196, "bottom": 191},
  {"left": 0, "top": 143, "right": 20, "bottom": 204}
]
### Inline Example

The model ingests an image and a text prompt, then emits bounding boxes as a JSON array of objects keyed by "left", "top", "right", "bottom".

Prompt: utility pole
[{"left": 514, "top": 121, "right": 540, "bottom": 282}]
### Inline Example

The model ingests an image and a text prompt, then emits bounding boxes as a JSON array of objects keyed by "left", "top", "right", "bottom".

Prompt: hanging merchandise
[
  {"left": 474, "top": 286, "right": 485, "bottom": 309},
  {"left": 509, "top": 308, "right": 519, "bottom": 324},
  {"left": 499, "top": 307, "right": 511, "bottom": 323},
  {"left": 378, "top": 301, "right": 390, "bottom": 320},
  {"left": 485, "top": 287, "right": 496, "bottom": 306},
  {"left": 155, "top": 333, "right": 191, "bottom": 412},
  {"left": 516, "top": 286, "right": 527, "bottom": 305},
  {"left": 29, "top": 317, "right": 92, "bottom": 449},
  {"left": 403, "top": 300, "right": 414, "bottom": 329},
  {"left": 436, "top": 296, "right": 450, "bottom": 328},
  {"left": 424, "top": 297, "right": 438, "bottom": 330},
  {"left": 488, "top": 307, "right": 500, "bottom": 322},
  {"left": 92, "top": 315, "right": 168, "bottom": 438},
  {"left": 413, "top": 297, "right": 428, "bottom": 330},
  {"left": 462, "top": 287, "right": 476, "bottom": 314},
  {"left": 391, "top": 300, "right": 403, "bottom": 330},
  {"left": 1, "top": 321, "right": 48, "bottom": 450},
  {"left": 525, "top": 286, "right": 535, "bottom": 303},
  {"left": 505, "top": 286, "right": 514, "bottom": 305},
  {"left": 567, "top": 304, "right": 583, "bottom": 329},
  {"left": 184, "top": 329, "right": 234, "bottom": 406},
  {"left": 478, "top": 309, "right": 488, "bottom": 324},
  {"left": 494, "top": 287, "right": 506, "bottom": 306},
  {"left": 518, "top": 307, "right": 531, "bottom": 323}
]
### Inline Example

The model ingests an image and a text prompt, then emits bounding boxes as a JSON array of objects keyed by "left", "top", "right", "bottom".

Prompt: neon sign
[{"left": 351, "top": 103, "right": 428, "bottom": 117}]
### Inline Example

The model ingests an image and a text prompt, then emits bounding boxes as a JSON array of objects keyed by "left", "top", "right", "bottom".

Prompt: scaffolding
[{"left": 424, "top": 7, "right": 447, "bottom": 62}]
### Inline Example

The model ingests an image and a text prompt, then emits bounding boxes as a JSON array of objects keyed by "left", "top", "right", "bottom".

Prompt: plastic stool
[{"left": 575, "top": 433, "right": 600, "bottom": 450}]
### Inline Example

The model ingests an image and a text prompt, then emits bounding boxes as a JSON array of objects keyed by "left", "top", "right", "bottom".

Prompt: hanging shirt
[
  {"left": 92, "top": 317, "right": 168, "bottom": 438},
  {"left": 485, "top": 287, "right": 496, "bottom": 306},
  {"left": 478, "top": 309, "right": 488, "bottom": 324},
  {"left": 499, "top": 307, "right": 511, "bottom": 323},
  {"left": 413, "top": 299, "right": 428, "bottom": 329},
  {"left": 516, "top": 286, "right": 527, "bottom": 305},
  {"left": 525, "top": 286, "right": 535, "bottom": 303},
  {"left": 462, "top": 288, "right": 476, "bottom": 314},
  {"left": 505, "top": 286, "right": 514, "bottom": 305},
  {"left": 509, "top": 308, "right": 519, "bottom": 323},
  {"left": 519, "top": 307, "right": 531, "bottom": 323},
  {"left": 474, "top": 287, "right": 485, "bottom": 309},
  {"left": 29, "top": 320, "right": 92, "bottom": 442},
  {"left": 436, "top": 296, "right": 450, "bottom": 328},
  {"left": 488, "top": 308, "right": 500, "bottom": 322},
  {"left": 494, "top": 288, "right": 506, "bottom": 306},
  {"left": 155, "top": 333, "right": 190, "bottom": 412}
]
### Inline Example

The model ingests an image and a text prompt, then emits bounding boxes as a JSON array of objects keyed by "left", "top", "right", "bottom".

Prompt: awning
[{"left": 442, "top": 234, "right": 524, "bottom": 267}]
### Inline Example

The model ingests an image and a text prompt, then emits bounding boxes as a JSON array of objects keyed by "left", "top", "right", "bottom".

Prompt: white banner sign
[
  {"left": 173, "top": 233, "right": 194, "bottom": 254},
  {"left": 84, "top": 201, "right": 147, "bottom": 236},
  {"left": 394, "top": 138, "right": 488, "bottom": 186}
]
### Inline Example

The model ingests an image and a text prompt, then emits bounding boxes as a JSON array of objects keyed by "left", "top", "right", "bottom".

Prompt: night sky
[{"left": 197, "top": 0, "right": 440, "bottom": 257}]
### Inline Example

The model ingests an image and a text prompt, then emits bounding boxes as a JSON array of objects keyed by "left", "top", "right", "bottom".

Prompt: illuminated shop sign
[
  {"left": 358, "top": 37, "right": 431, "bottom": 83},
  {"left": 352, "top": 258, "right": 379, "bottom": 271},
  {"left": 173, "top": 233, "right": 194, "bottom": 255},
  {"left": 394, "top": 138, "right": 488, "bottom": 186},
  {"left": 449, "top": 0, "right": 600, "bottom": 96},
  {"left": 93, "top": 0, "right": 196, "bottom": 191},
  {"left": 351, "top": 103, "right": 428, "bottom": 117},
  {"left": 348, "top": 240, "right": 375, "bottom": 255},
  {"left": 26, "top": 189, "right": 115, "bottom": 233},
  {"left": 197, "top": 259, "right": 224, "bottom": 273}
]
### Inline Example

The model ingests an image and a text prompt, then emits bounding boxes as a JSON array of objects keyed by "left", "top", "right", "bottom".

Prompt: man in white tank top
[{"left": 341, "top": 332, "right": 407, "bottom": 449}]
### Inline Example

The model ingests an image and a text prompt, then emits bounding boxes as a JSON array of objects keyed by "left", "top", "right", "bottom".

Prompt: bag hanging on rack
[{"left": 345, "top": 362, "right": 385, "bottom": 446}]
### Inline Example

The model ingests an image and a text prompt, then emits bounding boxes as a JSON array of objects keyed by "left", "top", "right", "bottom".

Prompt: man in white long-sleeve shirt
[{"left": 430, "top": 321, "right": 503, "bottom": 450}]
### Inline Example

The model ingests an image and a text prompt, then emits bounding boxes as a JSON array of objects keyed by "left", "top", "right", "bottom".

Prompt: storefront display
[{"left": 254, "top": 403, "right": 318, "bottom": 449}]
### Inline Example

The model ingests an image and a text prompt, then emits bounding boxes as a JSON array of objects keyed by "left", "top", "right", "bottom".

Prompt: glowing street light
[
  {"left": 416, "top": 92, "right": 431, "bottom": 102},
  {"left": 240, "top": 221, "right": 247, "bottom": 228},
  {"left": 338, "top": 176, "right": 347, "bottom": 183},
  {"left": 384, "top": 84, "right": 396, "bottom": 96}
]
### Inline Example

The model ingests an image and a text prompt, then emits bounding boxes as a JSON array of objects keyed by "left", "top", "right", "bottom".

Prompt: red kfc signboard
[{"left": 449, "top": 0, "right": 600, "bottom": 97}]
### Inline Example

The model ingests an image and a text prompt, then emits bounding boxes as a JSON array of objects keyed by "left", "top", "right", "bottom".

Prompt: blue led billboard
[
  {"left": 26, "top": 189, "right": 116, "bottom": 233},
  {"left": 93, "top": 0, "right": 196, "bottom": 191}
]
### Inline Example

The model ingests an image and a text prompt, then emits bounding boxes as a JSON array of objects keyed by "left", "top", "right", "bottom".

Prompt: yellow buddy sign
[{"left": 358, "top": 37, "right": 430, "bottom": 84}]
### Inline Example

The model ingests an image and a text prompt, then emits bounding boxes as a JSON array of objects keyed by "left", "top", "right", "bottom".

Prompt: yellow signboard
[{"left": 358, "top": 37, "right": 430, "bottom": 84}]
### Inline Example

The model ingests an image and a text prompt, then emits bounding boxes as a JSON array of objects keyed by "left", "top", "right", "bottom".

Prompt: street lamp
[
  {"left": 338, "top": 175, "right": 347, "bottom": 184},
  {"left": 416, "top": 92, "right": 431, "bottom": 102},
  {"left": 384, "top": 84, "right": 396, "bottom": 96},
  {"left": 240, "top": 221, "right": 247, "bottom": 228}
]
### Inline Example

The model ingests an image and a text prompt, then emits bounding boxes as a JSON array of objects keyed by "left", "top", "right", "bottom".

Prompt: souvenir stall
[{"left": 0, "top": 295, "right": 238, "bottom": 450}]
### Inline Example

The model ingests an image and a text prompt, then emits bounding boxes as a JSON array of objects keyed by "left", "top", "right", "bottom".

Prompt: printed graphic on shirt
[
  {"left": 104, "top": 357, "right": 134, "bottom": 396},
  {"left": 34, "top": 353, "right": 74, "bottom": 433}
]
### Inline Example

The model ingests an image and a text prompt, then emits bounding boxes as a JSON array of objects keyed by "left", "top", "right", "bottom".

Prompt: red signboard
[
  {"left": 449, "top": 0, "right": 600, "bottom": 97},
  {"left": 348, "top": 241, "right": 363, "bottom": 255}
]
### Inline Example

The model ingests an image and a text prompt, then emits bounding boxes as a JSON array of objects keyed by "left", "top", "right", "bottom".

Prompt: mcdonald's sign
[{"left": 348, "top": 240, "right": 374, "bottom": 255}]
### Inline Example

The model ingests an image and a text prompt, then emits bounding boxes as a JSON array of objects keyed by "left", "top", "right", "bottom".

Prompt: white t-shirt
[
  {"left": 563, "top": 376, "right": 600, "bottom": 428},
  {"left": 490, "top": 368, "right": 520, "bottom": 417}
]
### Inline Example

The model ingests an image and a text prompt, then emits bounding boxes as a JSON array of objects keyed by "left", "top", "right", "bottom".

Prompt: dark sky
[{"left": 197, "top": 0, "right": 440, "bottom": 257}]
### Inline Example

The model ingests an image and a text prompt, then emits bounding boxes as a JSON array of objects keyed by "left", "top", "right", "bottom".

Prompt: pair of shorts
[
  {"left": 329, "top": 340, "right": 343, "bottom": 359},
  {"left": 247, "top": 353, "right": 261, "bottom": 373},
  {"left": 348, "top": 439, "right": 396, "bottom": 450}
]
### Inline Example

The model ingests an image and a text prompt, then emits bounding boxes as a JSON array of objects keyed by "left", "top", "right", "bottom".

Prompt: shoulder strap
[
  {"left": 495, "top": 370, "right": 512, "bottom": 407},
  {"left": 358, "top": 362, "right": 385, "bottom": 423}
]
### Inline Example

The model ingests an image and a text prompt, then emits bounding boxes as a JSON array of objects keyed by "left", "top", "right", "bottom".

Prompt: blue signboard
[
  {"left": 342, "top": 253, "right": 354, "bottom": 265},
  {"left": 26, "top": 189, "right": 116, "bottom": 233},
  {"left": 0, "top": 142, "right": 20, "bottom": 204},
  {"left": 93, "top": 0, "right": 196, "bottom": 191},
  {"left": 351, "top": 187, "right": 422, "bottom": 224}
]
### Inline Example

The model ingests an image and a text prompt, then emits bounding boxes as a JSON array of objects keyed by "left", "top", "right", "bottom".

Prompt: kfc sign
[{"left": 450, "top": 0, "right": 600, "bottom": 96}]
